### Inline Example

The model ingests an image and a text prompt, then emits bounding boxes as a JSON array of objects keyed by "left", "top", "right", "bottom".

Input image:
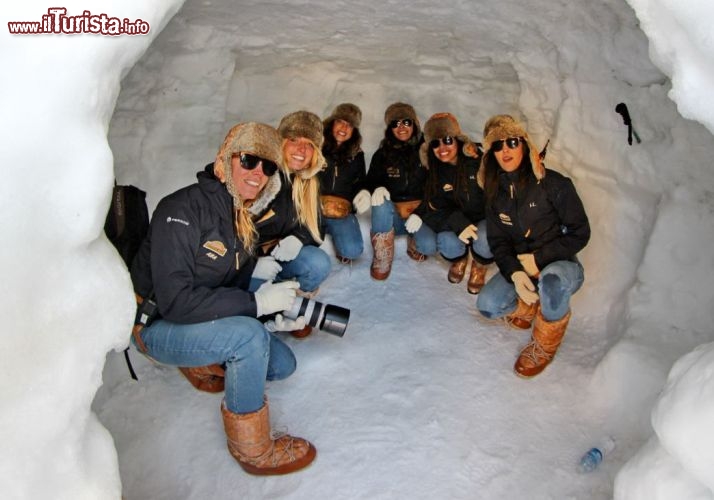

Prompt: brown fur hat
[
  {"left": 277, "top": 110, "right": 327, "bottom": 179},
  {"left": 325, "top": 102, "right": 362, "bottom": 129},
  {"left": 213, "top": 122, "right": 282, "bottom": 209},
  {"left": 278, "top": 110, "right": 324, "bottom": 149},
  {"left": 479, "top": 114, "right": 544, "bottom": 187},
  {"left": 384, "top": 102, "right": 420, "bottom": 128},
  {"left": 420, "top": 112, "right": 478, "bottom": 167}
]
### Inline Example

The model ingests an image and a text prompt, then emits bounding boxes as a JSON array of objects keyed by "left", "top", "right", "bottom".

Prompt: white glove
[
  {"left": 517, "top": 253, "right": 540, "bottom": 277},
  {"left": 271, "top": 235, "right": 303, "bottom": 262},
  {"left": 254, "top": 281, "right": 299, "bottom": 317},
  {"left": 371, "top": 187, "right": 391, "bottom": 206},
  {"left": 458, "top": 224, "right": 479, "bottom": 244},
  {"left": 353, "top": 189, "right": 371, "bottom": 214},
  {"left": 511, "top": 271, "right": 539, "bottom": 305},
  {"left": 251, "top": 256, "right": 282, "bottom": 281},
  {"left": 405, "top": 214, "right": 423, "bottom": 234},
  {"left": 264, "top": 313, "right": 306, "bottom": 332}
]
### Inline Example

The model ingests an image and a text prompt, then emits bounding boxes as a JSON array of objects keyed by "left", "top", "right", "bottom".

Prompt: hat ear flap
[
  {"left": 419, "top": 143, "right": 429, "bottom": 169},
  {"left": 214, "top": 155, "right": 227, "bottom": 182}
]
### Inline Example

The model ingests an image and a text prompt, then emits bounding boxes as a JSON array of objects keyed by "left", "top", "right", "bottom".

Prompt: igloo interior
[{"left": 2, "top": 0, "right": 714, "bottom": 498}]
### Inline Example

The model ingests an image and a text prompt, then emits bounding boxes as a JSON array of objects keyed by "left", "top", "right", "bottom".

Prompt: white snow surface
[{"left": 2, "top": 0, "right": 714, "bottom": 498}]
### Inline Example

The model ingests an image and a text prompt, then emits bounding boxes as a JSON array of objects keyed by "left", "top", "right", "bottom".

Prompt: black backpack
[
  {"left": 104, "top": 184, "right": 150, "bottom": 380},
  {"left": 104, "top": 184, "right": 149, "bottom": 268}
]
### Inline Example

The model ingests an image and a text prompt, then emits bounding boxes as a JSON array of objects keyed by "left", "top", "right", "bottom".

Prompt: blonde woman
[
  {"left": 130, "top": 122, "right": 316, "bottom": 475},
  {"left": 255, "top": 110, "right": 332, "bottom": 337}
]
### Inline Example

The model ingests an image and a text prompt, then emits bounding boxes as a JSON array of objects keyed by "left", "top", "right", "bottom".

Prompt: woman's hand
[
  {"left": 371, "top": 187, "right": 390, "bottom": 206},
  {"left": 353, "top": 189, "right": 371, "bottom": 214},
  {"left": 511, "top": 271, "right": 539, "bottom": 305},
  {"left": 458, "top": 224, "right": 478, "bottom": 244},
  {"left": 254, "top": 281, "right": 299, "bottom": 316},
  {"left": 517, "top": 253, "right": 540, "bottom": 277},
  {"left": 264, "top": 313, "right": 306, "bottom": 332},
  {"left": 405, "top": 214, "right": 422, "bottom": 234},
  {"left": 271, "top": 235, "right": 303, "bottom": 262},
  {"left": 251, "top": 256, "right": 282, "bottom": 281}
]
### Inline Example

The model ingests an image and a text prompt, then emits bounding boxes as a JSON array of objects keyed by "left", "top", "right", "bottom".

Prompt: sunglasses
[
  {"left": 389, "top": 118, "right": 414, "bottom": 129},
  {"left": 429, "top": 136, "right": 455, "bottom": 149},
  {"left": 491, "top": 137, "right": 522, "bottom": 152},
  {"left": 236, "top": 153, "right": 278, "bottom": 176}
]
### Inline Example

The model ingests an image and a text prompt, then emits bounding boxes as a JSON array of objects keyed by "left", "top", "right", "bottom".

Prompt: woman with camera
[
  {"left": 405, "top": 112, "right": 493, "bottom": 294},
  {"left": 476, "top": 114, "right": 590, "bottom": 378},
  {"left": 130, "top": 122, "right": 316, "bottom": 475},
  {"left": 364, "top": 102, "right": 429, "bottom": 280}
]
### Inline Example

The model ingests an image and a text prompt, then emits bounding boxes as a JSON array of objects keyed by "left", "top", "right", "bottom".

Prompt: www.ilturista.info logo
[{"left": 8, "top": 8, "right": 150, "bottom": 36}]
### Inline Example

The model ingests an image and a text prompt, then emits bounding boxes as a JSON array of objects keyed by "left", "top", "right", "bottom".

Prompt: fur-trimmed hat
[
  {"left": 325, "top": 102, "right": 362, "bottom": 129},
  {"left": 384, "top": 102, "right": 419, "bottom": 128},
  {"left": 423, "top": 112, "right": 469, "bottom": 145},
  {"left": 420, "top": 112, "right": 478, "bottom": 166},
  {"left": 277, "top": 110, "right": 327, "bottom": 179},
  {"left": 278, "top": 110, "right": 324, "bottom": 149},
  {"left": 213, "top": 122, "right": 282, "bottom": 209},
  {"left": 480, "top": 114, "right": 544, "bottom": 184}
]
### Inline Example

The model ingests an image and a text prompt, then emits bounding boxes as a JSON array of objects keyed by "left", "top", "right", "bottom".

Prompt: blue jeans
[
  {"left": 276, "top": 245, "right": 331, "bottom": 292},
  {"left": 324, "top": 214, "right": 364, "bottom": 259},
  {"left": 437, "top": 219, "right": 492, "bottom": 260},
  {"left": 134, "top": 316, "right": 296, "bottom": 413},
  {"left": 476, "top": 260, "right": 584, "bottom": 321},
  {"left": 372, "top": 200, "right": 433, "bottom": 253},
  {"left": 371, "top": 200, "right": 409, "bottom": 235}
]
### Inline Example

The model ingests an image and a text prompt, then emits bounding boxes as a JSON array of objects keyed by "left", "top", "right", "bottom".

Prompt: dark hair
[
  {"left": 482, "top": 141, "right": 534, "bottom": 205},
  {"left": 424, "top": 139, "right": 471, "bottom": 208},
  {"left": 322, "top": 119, "right": 362, "bottom": 163}
]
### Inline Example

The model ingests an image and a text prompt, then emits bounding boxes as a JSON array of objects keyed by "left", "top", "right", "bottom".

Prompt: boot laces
[
  {"left": 373, "top": 233, "right": 393, "bottom": 270},
  {"left": 518, "top": 339, "right": 552, "bottom": 366}
]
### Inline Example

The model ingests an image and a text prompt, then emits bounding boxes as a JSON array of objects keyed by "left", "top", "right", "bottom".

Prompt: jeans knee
[
  {"left": 313, "top": 251, "right": 332, "bottom": 280},
  {"left": 540, "top": 273, "right": 567, "bottom": 316},
  {"left": 224, "top": 319, "right": 270, "bottom": 364},
  {"left": 476, "top": 293, "right": 498, "bottom": 319}
]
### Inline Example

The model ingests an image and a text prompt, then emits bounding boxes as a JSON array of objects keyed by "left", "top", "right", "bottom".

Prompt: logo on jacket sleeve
[
  {"left": 166, "top": 216, "right": 190, "bottom": 226},
  {"left": 443, "top": 184, "right": 454, "bottom": 192},
  {"left": 498, "top": 213, "right": 513, "bottom": 226},
  {"left": 203, "top": 240, "right": 227, "bottom": 258}
]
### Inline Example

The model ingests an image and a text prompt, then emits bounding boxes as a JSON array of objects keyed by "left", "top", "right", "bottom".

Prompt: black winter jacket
[
  {"left": 255, "top": 171, "right": 322, "bottom": 254},
  {"left": 318, "top": 149, "right": 366, "bottom": 203},
  {"left": 486, "top": 167, "right": 590, "bottom": 282},
  {"left": 366, "top": 137, "right": 427, "bottom": 202},
  {"left": 130, "top": 166, "right": 278, "bottom": 324},
  {"left": 416, "top": 154, "right": 486, "bottom": 235}
]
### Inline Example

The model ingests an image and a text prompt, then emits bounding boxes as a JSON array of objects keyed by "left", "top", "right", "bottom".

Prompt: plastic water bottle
[{"left": 577, "top": 436, "right": 616, "bottom": 473}]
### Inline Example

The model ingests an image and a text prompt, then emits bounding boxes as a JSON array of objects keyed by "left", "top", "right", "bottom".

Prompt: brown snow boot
[
  {"left": 505, "top": 298, "right": 540, "bottom": 330},
  {"left": 221, "top": 400, "right": 317, "bottom": 475},
  {"left": 447, "top": 253, "right": 469, "bottom": 284},
  {"left": 290, "top": 325, "right": 313, "bottom": 339},
  {"left": 406, "top": 236, "right": 427, "bottom": 262},
  {"left": 370, "top": 229, "right": 395, "bottom": 280},
  {"left": 178, "top": 364, "right": 225, "bottom": 393},
  {"left": 514, "top": 309, "right": 571, "bottom": 378},
  {"left": 467, "top": 260, "right": 488, "bottom": 294}
]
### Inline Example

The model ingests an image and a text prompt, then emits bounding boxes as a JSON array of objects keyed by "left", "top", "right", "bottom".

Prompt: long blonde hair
[{"left": 282, "top": 139, "right": 324, "bottom": 243}]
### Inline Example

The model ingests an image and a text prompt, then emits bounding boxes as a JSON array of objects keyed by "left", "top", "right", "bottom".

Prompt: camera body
[{"left": 283, "top": 297, "right": 350, "bottom": 337}]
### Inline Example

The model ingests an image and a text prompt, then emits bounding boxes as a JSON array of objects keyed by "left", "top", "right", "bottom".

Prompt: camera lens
[{"left": 283, "top": 297, "right": 350, "bottom": 337}]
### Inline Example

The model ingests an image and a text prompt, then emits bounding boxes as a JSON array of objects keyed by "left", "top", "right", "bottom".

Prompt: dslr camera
[{"left": 283, "top": 297, "right": 350, "bottom": 337}]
